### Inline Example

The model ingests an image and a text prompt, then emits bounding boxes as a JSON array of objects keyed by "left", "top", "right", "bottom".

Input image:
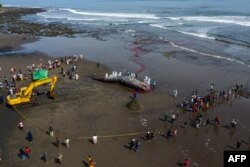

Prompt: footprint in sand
[
  {"left": 139, "top": 116, "right": 148, "bottom": 127},
  {"left": 193, "top": 162, "right": 199, "bottom": 167}
]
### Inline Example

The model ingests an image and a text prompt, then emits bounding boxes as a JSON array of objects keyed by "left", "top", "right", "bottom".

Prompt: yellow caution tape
[{"left": 13, "top": 106, "right": 164, "bottom": 140}]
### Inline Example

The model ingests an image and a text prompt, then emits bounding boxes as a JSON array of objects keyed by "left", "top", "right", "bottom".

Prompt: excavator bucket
[{"left": 48, "top": 91, "right": 56, "bottom": 99}]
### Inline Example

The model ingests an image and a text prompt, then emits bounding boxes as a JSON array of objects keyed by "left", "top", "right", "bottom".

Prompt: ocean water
[{"left": 2, "top": 0, "right": 250, "bottom": 66}]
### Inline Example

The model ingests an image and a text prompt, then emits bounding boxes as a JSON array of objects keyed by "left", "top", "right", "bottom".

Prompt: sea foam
[
  {"left": 150, "top": 24, "right": 215, "bottom": 40},
  {"left": 60, "top": 8, "right": 159, "bottom": 19},
  {"left": 167, "top": 16, "right": 250, "bottom": 27},
  {"left": 167, "top": 40, "right": 250, "bottom": 67}
]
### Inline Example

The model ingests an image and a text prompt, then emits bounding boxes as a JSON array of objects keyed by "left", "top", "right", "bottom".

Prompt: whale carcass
[{"left": 93, "top": 72, "right": 153, "bottom": 92}]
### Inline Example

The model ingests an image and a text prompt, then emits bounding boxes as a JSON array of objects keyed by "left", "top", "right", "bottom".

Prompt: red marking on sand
[
  {"left": 136, "top": 88, "right": 153, "bottom": 94},
  {"left": 130, "top": 43, "right": 154, "bottom": 93},
  {"left": 130, "top": 44, "right": 145, "bottom": 74},
  {"left": 132, "top": 57, "right": 145, "bottom": 74}
]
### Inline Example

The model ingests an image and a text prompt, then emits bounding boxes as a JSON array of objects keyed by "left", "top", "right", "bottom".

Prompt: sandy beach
[{"left": 1, "top": 7, "right": 250, "bottom": 167}]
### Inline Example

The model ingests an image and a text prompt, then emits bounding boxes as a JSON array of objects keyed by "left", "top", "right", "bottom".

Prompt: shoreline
[
  {"left": 0, "top": 7, "right": 83, "bottom": 37},
  {"left": 0, "top": 6, "right": 250, "bottom": 167}
]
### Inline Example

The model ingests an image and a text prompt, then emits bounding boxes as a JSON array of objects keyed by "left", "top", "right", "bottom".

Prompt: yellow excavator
[{"left": 7, "top": 75, "right": 58, "bottom": 106}]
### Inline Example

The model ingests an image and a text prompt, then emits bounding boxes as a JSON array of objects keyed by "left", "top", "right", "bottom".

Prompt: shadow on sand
[
  {"left": 82, "top": 160, "right": 89, "bottom": 167},
  {"left": 226, "top": 145, "right": 236, "bottom": 150}
]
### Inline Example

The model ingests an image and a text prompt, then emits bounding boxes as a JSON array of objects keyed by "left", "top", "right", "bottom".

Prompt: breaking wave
[
  {"left": 37, "top": 13, "right": 101, "bottom": 21},
  {"left": 167, "top": 16, "right": 250, "bottom": 27},
  {"left": 60, "top": 8, "right": 159, "bottom": 19},
  {"left": 166, "top": 40, "right": 250, "bottom": 67},
  {"left": 150, "top": 24, "right": 215, "bottom": 40}
]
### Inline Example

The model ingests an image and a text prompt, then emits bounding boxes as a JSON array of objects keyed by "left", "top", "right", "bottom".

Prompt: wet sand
[{"left": 1, "top": 7, "right": 250, "bottom": 167}]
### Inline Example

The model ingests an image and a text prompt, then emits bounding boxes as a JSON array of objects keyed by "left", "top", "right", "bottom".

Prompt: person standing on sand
[
  {"left": 40, "top": 152, "right": 48, "bottom": 164},
  {"left": 145, "top": 132, "right": 150, "bottom": 143},
  {"left": 48, "top": 126, "right": 54, "bottom": 137},
  {"left": 92, "top": 134, "right": 97, "bottom": 144},
  {"left": 88, "top": 155, "right": 92, "bottom": 163},
  {"left": 18, "top": 122, "right": 24, "bottom": 131},
  {"left": 55, "top": 137, "right": 60, "bottom": 147},
  {"left": 88, "top": 155, "right": 96, "bottom": 167},
  {"left": 166, "top": 128, "right": 172, "bottom": 139},
  {"left": 173, "top": 129, "right": 177, "bottom": 137},
  {"left": 89, "top": 159, "right": 96, "bottom": 167},
  {"left": 231, "top": 118, "right": 237, "bottom": 130},
  {"left": 27, "top": 131, "right": 33, "bottom": 142},
  {"left": 0, "top": 95, "right": 3, "bottom": 104},
  {"left": 134, "top": 140, "right": 140, "bottom": 152},
  {"left": 60, "top": 67, "right": 64, "bottom": 74},
  {"left": 64, "top": 138, "right": 70, "bottom": 148},
  {"left": 19, "top": 149, "right": 26, "bottom": 160},
  {"left": 206, "top": 118, "right": 210, "bottom": 127},
  {"left": 183, "top": 158, "right": 190, "bottom": 167},
  {"left": 25, "top": 146, "right": 31, "bottom": 159},
  {"left": 173, "top": 89, "right": 178, "bottom": 97},
  {"left": 170, "top": 114, "right": 176, "bottom": 123},
  {"left": 133, "top": 90, "right": 138, "bottom": 100},
  {"left": 57, "top": 153, "right": 63, "bottom": 165},
  {"left": 210, "top": 83, "right": 214, "bottom": 92},
  {"left": 215, "top": 115, "right": 221, "bottom": 128},
  {"left": 96, "top": 62, "right": 100, "bottom": 68},
  {"left": 129, "top": 138, "right": 136, "bottom": 150}
]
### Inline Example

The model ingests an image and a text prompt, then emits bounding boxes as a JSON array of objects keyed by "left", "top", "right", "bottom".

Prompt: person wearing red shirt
[
  {"left": 25, "top": 146, "right": 31, "bottom": 159},
  {"left": 183, "top": 158, "right": 190, "bottom": 167}
]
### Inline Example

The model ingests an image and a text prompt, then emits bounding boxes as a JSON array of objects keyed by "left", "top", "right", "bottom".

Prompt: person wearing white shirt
[
  {"left": 64, "top": 138, "right": 70, "bottom": 148},
  {"left": 92, "top": 134, "right": 97, "bottom": 144}
]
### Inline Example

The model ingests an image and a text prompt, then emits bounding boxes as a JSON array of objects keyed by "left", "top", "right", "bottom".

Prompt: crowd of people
[
  {"left": 1, "top": 82, "right": 248, "bottom": 167},
  {"left": 181, "top": 83, "right": 245, "bottom": 113},
  {"left": 179, "top": 83, "right": 246, "bottom": 129},
  {"left": 104, "top": 71, "right": 123, "bottom": 78},
  {"left": 1, "top": 57, "right": 249, "bottom": 167},
  {"left": 0, "top": 54, "right": 83, "bottom": 99}
]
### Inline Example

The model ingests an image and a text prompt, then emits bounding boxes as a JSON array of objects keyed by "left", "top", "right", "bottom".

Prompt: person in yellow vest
[
  {"left": 88, "top": 155, "right": 96, "bottom": 167},
  {"left": 89, "top": 159, "right": 96, "bottom": 167},
  {"left": 88, "top": 155, "right": 92, "bottom": 163}
]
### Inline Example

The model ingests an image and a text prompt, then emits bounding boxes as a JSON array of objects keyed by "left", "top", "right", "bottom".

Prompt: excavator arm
[{"left": 7, "top": 75, "right": 58, "bottom": 106}]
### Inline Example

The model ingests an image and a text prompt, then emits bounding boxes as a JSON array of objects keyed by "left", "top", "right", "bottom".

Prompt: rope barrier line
[
  {"left": 13, "top": 106, "right": 48, "bottom": 133},
  {"left": 78, "top": 130, "right": 163, "bottom": 140},
  {"left": 12, "top": 105, "right": 164, "bottom": 140}
]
